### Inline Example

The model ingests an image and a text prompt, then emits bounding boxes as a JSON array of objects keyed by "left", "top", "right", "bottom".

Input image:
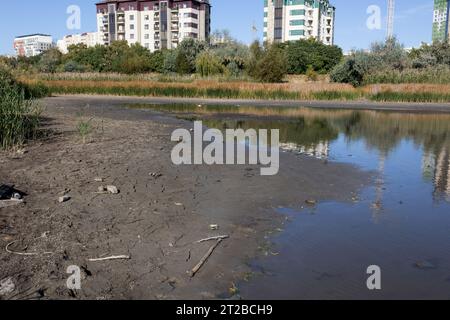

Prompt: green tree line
[{"left": 1, "top": 36, "right": 343, "bottom": 83}]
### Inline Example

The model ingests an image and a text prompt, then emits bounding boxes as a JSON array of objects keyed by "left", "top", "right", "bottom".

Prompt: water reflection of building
[
  {"left": 280, "top": 141, "right": 330, "bottom": 160},
  {"left": 422, "top": 148, "right": 450, "bottom": 202}
]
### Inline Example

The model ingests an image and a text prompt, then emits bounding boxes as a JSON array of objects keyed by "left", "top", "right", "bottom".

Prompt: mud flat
[{"left": 0, "top": 97, "right": 369, "bottom": 300}]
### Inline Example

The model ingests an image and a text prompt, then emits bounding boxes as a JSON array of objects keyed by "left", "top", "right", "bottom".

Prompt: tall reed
[{"left": 0, "top": 69, "right": 41, "bottom": 149}]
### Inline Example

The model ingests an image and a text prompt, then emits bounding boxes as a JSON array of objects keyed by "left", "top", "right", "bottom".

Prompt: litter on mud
[{"left": 0, "top": 185, "right": 25, "bottom": 208}]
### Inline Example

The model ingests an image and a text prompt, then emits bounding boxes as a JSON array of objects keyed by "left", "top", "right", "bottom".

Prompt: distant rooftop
[{"left": 15, "top": 34, "right": 52, "bottom": 39}]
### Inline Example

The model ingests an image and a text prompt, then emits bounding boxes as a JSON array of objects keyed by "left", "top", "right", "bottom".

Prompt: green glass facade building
[
  {"left": 263, "top": 0, "right": 335, "bottom": 45},
  {"left": 432, "top": 0, "right": 450, "bottom": 42}
]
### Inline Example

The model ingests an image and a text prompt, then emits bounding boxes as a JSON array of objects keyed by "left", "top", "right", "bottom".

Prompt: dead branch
[
  {"left": 196, "top": 235, "right": 229, "bottom": 243},
  {"left": 190, "top": 239, "right": 223, "bottom": 278},
  {"left": 88, "top": 255, "right": 131, "bottom": 262}
]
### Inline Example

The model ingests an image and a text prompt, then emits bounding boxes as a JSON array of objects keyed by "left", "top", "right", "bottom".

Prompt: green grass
[
  {"left": 24, "top": 79, "right": 450, "bottom": 104},
  {"left": 369, "top": 92, "right": 450, "bottom": 103},
  {"left": 0, "top": 70, "right": 41, "bottom": 150},
  {"left": 29, "top": 83, "right": 364, "bottom": 101},
  {"left": 364, "top": 67, "right": 450, "bottom": 85}
]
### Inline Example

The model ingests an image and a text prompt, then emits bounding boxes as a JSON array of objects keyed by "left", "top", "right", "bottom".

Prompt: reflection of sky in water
[{"left": 242, "top": 132, "right": 450, "bottom": 299}]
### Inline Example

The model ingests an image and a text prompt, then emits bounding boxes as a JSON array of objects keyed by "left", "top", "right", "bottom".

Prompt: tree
[
  {"left": 38, "top": 48, "right": 62, "bottom": 73},
  {"left": 163, "top": 49, "right": 178, "bottom": 73},
  {"left": 246, "top": 41, "right": 264, "bottom": 79},
  {"left": 177, "top": 38, "right": 207, "bottom": 73},
  {"left": 210, "top": 39, "right": 249, "bottom": 76},
  {"left": 253, "top": 44, "right": 288, "bottom": 83},
  {"left": 285, "top": 39, "right": 343, "bottom": 74},
  {"left": 175, "top": 51, "right": 192, "bottom": 75},
  {"left": 196, "top": 51, "right": 224, "bottom": 77},
  {"left": 370, "top": 37, "right": 407, "bottom": 70},
  {"left": 148, "top": 50, "right": 165, "bottom": 73}
]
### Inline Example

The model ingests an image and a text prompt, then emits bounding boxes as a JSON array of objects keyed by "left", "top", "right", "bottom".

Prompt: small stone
[
  {"left": 0, "top": 277, "right": 15, "bottom": 297},
  {"left": 94, "top": 178, "right": 104, "bottom": 182},
  {"left": 210, "top": 224, "right": 219, "bottom": 231},
  {"left": 16, "top": 149, "right": 28, "bottom": 155},
  {"left": 59, "top": 195, "right": 71, "bottom": 203},
  {"left": 106, "top": 186, "right": 119, "bottom": 194},
  {"left": 305, "top": 199, "right": 317, "bottom": 206}
]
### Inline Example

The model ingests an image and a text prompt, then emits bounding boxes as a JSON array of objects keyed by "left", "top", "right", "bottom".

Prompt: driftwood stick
[
  {"left": 196, "top": 235, "right": 229, "bottom": 243},
  {"left": 190, "top": 239, "right": 223, "bottom": 278},
  {"left": 5, "top": 241, "right": 54, "bottom": 256},
  {"left": 88, "top": 255, "right": 131, "bottom": 262}
]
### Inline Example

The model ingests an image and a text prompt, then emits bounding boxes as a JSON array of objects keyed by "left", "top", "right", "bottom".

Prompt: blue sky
[{"left": 0, "top": 0, "right": 434, "bottom": 55}]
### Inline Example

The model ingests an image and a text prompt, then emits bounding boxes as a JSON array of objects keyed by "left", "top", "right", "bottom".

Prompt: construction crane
[
  {"left": 387, "top": 0, "right": 395, "bottom": 39},
  {"left": 251, "top": 21, "right": 258, "bottom": 41}
]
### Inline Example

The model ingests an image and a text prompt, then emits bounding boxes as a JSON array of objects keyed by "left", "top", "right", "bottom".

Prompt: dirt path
[{"left": 0, "top": 97, "right": 369, "bottom": 300}]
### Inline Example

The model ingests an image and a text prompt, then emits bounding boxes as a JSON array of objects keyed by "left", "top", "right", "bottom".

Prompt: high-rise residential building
[
  {"left": 95, "top": 0, "right": 211, "bottom": 52},
  {"left": 13, "top": 34, "right": 53, "bottom": 57},
  {"left": 57, "top": 32, "right": 103, "bottom": 54},
  {"left": 432, "top": 0, "right": 450, "bottom": 42},
  {"left": 263, "top": 0, "right": 335, "bottom": 45}
]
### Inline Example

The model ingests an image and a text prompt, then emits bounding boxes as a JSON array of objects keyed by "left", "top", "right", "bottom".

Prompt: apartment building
[
  {"left": 432, "top": 0, "right": 450, "bottom": 42},
  {"left": 95, "top": 0, "right": 211, "bottom": 52},
  {"left": 57, "top": 32, "right": 103, "bottom": 54},
  {"left": 263, "top": 0, "right": 335, "bottom": 45},
  {"left": 13, "top": 34, "right": 53, "bottom": 57}
]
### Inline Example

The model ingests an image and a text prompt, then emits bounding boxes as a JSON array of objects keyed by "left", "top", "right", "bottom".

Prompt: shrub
[
  {"left": 306, "top": 66, "right": 319, "bottom": 81},
  {"left": 64, "top": 60, "right": 87, "bottom": 73},
  {"left": 330, "top": 51, "right": 383, "bottom": 86}
]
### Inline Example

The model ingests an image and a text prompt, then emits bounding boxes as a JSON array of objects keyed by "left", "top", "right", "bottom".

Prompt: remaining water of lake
[{"left": 133, "top": 104, "right": 450, "bottom": 299}]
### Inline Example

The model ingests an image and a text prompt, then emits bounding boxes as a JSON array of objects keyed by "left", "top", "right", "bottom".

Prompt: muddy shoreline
[
  {"left": 0, "top": 97, "right": 370, "bottom": 300},
  {"left": 54, "top": 94, "right": 450, "bottom": 113}
]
